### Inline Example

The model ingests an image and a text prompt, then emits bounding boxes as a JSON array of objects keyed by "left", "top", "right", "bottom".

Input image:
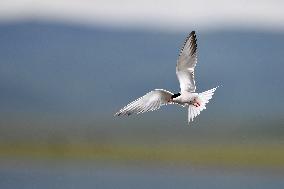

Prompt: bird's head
[{"left": 169, "top": 92, "right": 181, "bottom": 102}]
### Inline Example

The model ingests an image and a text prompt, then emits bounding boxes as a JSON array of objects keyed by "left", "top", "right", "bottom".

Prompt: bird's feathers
[
  {"left": 114, "top": 89, "right": 173, "bottom": 116},
  {"left": 115, "top": 31, "right": 219, "bottom": 125},
  {"left": 188, "top": 87, "right": 218, "bottom": 123},
  {"left": 176, "top": 31, "right": 198, "bottom": 93}
]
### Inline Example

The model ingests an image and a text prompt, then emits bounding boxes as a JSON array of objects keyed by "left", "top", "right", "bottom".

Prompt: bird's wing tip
[{"left": 114, "top": 112, "right": 120, "bottom": 116}]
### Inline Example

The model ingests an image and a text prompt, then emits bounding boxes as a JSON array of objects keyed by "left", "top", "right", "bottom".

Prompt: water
[{"left": 0, "top": 159, "right": 283, "bottom": 189}]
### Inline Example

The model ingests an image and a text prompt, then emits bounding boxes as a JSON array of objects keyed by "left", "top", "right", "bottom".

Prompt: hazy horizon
[{"left": 1, "top": 2, "right": 284, "bottom": 188}]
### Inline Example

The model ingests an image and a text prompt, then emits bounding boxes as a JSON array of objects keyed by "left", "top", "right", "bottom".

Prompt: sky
[{"left": 1, "top": 0, "right": 284, "bottom": 31}]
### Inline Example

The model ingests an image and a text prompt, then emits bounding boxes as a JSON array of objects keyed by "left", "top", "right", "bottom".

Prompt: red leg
[{"left": 192, "top": 99, "right": 201, "bottom": 107}]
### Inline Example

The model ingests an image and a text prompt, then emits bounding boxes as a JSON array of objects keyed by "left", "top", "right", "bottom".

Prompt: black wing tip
[
  {"left": 185, "top": 31, "right": 196, "bottom": 41},
  {"left": 189, "top": 31, "right": 196, "bottom": 39},
  {"left": 114, "top": 111, "right": 132, "bottom": 117},
  {"left": 178, "top": 31, "right": 197, "bottom": 57},
  {"left": 191, "top": 31, "right": 197, "bottom": 41},
  {"left": 114, "top": 112, "right": 120, "bottom": 116}
]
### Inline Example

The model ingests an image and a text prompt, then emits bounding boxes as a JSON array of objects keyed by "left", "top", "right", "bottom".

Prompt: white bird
[{"left": 114, "top": 31, "right": 218, "bottom": 124}]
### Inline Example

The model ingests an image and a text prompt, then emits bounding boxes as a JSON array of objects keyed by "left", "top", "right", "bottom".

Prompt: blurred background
[{"left": 0, "top": 0, "right": 284, "bottom": 188}]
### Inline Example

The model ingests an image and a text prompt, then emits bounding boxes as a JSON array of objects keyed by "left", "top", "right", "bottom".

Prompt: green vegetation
[{"left": 1, "top": 142, "right": 283, "bottom": 168}]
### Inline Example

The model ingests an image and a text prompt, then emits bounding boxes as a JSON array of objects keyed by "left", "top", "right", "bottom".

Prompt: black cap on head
[{"left": 171, "top": 93, "right": 181, "bottom": 99}]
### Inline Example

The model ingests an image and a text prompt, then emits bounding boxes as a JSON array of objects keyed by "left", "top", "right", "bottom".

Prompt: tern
[{"left": 114, "top": 31, "right": 218, "bottom": 124}]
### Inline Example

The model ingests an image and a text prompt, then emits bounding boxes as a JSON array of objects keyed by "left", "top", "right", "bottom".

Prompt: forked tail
[{"left": 188, "top": 87, "right": 218, "bottom": 123}]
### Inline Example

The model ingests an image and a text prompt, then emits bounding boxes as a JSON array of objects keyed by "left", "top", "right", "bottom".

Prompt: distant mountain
[{"left": 0, "top": 21, "right": 283, "bottom": 119}]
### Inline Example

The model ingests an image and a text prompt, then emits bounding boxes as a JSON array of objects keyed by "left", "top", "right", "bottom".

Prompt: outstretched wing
[
  {"left": 176, "top": 31, "right": 198, "bottom": 92},
  {"left": 114, "top": 89, "right": 173, "bottom": 116}
]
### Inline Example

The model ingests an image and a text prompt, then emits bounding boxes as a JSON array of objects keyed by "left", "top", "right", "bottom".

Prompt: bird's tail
[{"left": 188, "top": 87, "right": 218, "bottom": 123}]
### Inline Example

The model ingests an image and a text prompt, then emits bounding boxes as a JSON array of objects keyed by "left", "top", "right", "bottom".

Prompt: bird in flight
[{"left": 114, "top": 31, "right": 218, "bottom": 124}]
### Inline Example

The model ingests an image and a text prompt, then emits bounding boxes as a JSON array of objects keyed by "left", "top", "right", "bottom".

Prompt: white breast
[{"left": 173, "top": 92, "right": 198, "bottom": 105}]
